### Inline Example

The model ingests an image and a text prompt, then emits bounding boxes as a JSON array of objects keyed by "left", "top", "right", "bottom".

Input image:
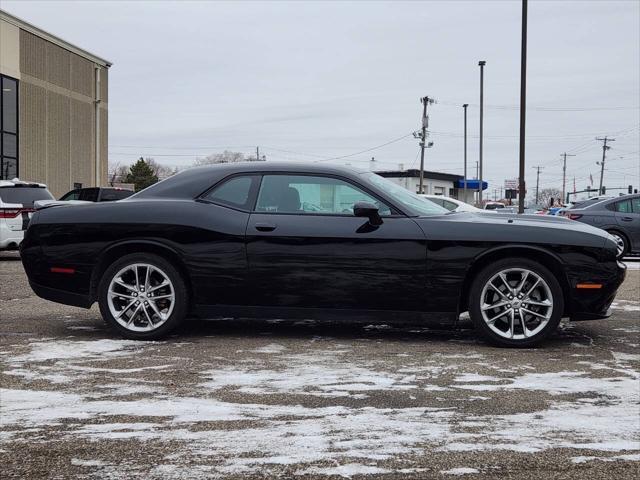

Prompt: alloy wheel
[
  {"left": 609, "top": 233, "right": 626, "bottom": 258},
  {"left": 480, "top": 268, "right": 553, "bottom": 340},
  {"left": 107, "top": 263, "right": 175, "bottom": 332}
]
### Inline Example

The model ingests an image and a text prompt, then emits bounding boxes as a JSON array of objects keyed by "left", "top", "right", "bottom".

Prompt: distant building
[
  {"left": 0, "top": 10, "right": 111, "bottom": 198},
  {"left": 374, "top": 168, "right": 486, "bottom": 204}
]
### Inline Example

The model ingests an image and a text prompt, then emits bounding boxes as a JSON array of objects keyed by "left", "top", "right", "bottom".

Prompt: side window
[
  {"left": 203, "top": 175, "right": 258, "bottom": 210},
  {"left": 429, "top": 198, "right": 444, "bottom": 207},
  {"left": 631, "top": 197, "right": 640, "bottom": 213},
  {"left": 60, "top": 190, "right": 80, "bottom": 201},
  {"left": 255, "top": 175, "right": 392, "bottom": 215},
  {"left": 615, "top": 200, "right": 632, "bottom": 213},
  {"left": 443, "top": 200, "right": 458, "bottom": 211},
  {"left": 79, "top": 188, "right": 99, "bottom": 202},
  {"left": 114, "top": 190, "right": 134, "bottom": 200}
]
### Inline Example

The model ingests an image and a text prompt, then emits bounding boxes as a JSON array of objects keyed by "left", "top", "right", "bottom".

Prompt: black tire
[
  {"left": 606, "top": 230, "right": 629, "bottom": 258},
  {"left": 469, "top": 257, "right": 564, "bottom": 347},
  {"left": 98, "top": 253, "right": 188, "bottom": 340}
]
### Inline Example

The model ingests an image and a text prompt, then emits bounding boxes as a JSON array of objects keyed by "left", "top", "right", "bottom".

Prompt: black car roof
[{"left": 132, "top": 162, "right": 368, "bottom": 200}]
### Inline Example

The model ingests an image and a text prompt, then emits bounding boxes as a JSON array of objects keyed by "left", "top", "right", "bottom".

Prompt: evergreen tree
[{"left": 124, "top": 157, "right": 159, "bottom": 191}]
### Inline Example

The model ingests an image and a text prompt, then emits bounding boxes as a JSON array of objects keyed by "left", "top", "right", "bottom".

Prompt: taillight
[
  {"left": 0, "top": 208, "right": 21, "bottom": 218},
  {"left": 0, "top": 208, "right": 34, "bottom": 219},
  {"left": 568, "top": 213, "right": 583, "bottom": 220}
]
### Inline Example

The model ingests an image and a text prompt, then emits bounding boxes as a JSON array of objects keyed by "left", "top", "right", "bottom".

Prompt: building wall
[
  {"left": 384, "top": 176, "right": 458, "bottom": 197},
  {"left": 0, "top": 15, "right": 108, "bottom": 198},
  {"left": 0, "top": 20, "right": 20, "bottom": 79}
]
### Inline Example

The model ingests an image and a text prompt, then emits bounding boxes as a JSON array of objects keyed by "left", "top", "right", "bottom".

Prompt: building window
[{"left": 1, "top": 75, "right": 19, "bottom": 180}]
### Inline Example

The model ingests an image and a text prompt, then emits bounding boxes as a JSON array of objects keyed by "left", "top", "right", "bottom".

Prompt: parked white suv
[{"left": 0, "top": 179, "right": 54, "bottom": 251}]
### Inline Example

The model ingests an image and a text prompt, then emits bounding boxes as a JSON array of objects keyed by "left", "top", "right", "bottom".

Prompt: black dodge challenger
[{"left": 21, "top": 162, "right": 625, "bottom": 347}]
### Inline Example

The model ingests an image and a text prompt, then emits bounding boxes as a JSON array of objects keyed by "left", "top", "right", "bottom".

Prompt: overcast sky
[{"left": 4, "top": 0, "right": 639, "bottom": 196}]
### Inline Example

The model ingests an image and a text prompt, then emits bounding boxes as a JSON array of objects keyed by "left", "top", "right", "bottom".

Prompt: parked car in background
[
  {"left": 21, "top": 162, "right": 625, "bottom": 347},
  {"left": 569, "top": 196, "right": 612, "bottom": 210},
  {"left": 417, "top": 194, "right": 481, "bottom": 212},
  {"left": 484, "top": 202, "right": 506, "bottom": 210},
  {"left": 0, "top": 179, "right": 54, "bottom": 251},
  {"left": 59, "top": 187, "right": 134, "bottom": 202},
  {"left": 563, "top": 194, "right": 640, "bottom": 258}
]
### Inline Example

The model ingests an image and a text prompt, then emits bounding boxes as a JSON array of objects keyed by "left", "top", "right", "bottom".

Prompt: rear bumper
[
  {"left": 0, "top": 228, "right": 24, "bottom": 250},
  {"left": 29, "top": 279, "right": 93, "bottom": 309}
]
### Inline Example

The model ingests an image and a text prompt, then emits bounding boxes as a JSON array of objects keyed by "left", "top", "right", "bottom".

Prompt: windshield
[{"left": 362, "top": 173, "right": 449, "bottom": 216}]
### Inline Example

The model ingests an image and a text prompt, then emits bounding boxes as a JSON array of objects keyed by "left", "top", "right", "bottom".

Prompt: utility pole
[
  {"left": 463, "top": 104, "right": 469, "bottom": 202},
  {"left": 475, "top": 160, "right": 479, "bottom": 205},
  {"left": 256, "top": 146, "right": 260, "bottom": 162},
  {"left": 478, "top": 61, "right": 486, "bottom": 206},
  {"left": 560, "top": 152, "right": 575, "bottom": 204},
  {"left": 532, "top": 165, "right": 543, "bottom": 204},
  {"left": 417, "top": 96, "right": 435, "bottom": 194},
  {"left": 517, "top": 0, "right": 528, "bottom": 214},
  {"left": 596, "top": 136, "right": 614, "bottom": 195}
]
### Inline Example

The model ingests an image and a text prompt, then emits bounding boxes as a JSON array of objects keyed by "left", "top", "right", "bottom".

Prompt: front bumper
[{"left": 569, "top": 260, "right": 626, "bottom": 321}]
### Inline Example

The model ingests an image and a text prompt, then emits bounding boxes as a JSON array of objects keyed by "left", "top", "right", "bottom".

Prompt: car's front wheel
[
  {"left": 98, "top": 253, "right": 188, "bottom": 340},
  {"left": 469, "top": 258, "right": 564, "bottom": 347}
]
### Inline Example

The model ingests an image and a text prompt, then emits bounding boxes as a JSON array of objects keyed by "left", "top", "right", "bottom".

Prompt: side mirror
[{"left": 353, "top": 201, "right": 383, "bottom": 226}]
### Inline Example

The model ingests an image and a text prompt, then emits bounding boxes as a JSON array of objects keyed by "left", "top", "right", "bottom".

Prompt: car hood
[{"left": 414, "top": 211, "right": 613, "bottom": 249}]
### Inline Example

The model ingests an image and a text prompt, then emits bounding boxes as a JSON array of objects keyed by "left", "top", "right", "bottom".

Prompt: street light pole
[
  {"left": 478, "top": 60, "right": 486, "bottom": 207},
  {"left": 517, "top": 0, "right": 528, "bottom": 214},
  {"left": 463, "top": 103, "right": 469, "bottom": 202}
]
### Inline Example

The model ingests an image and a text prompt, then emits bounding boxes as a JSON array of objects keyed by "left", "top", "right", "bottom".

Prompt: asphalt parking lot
[{"left": 1, "top": 252, "right": 639, "bottom": 479}]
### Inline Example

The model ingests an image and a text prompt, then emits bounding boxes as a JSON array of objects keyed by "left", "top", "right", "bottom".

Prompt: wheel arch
[
  {"left": 91, "top": 240, "right": 193, "bottom": 304},
  {"left": 604, "top": 228, "right": 630, "bottom": 248},
  {"left": 458, "top": 245, "right": 571, "bottom": 317}
]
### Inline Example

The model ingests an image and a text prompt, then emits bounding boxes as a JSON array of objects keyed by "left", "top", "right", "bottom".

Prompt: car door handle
[
  {"left": 621, "top": 217, "right": 633, "bottom": 221},
  {"left": 255, "top": 223, "right": 277, "bottom": 232}
]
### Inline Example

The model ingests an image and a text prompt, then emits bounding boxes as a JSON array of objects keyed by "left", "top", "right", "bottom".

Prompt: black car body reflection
[{"left": 21, "top": 162, "right": 626, "bottom": 346}]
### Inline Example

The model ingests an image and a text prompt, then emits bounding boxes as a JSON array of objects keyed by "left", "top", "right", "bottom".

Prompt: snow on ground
[
  {"left": 440, "top": 467, "right": 480, "bottom": 475},
  {"left": 1, "top": 335, "right": 639, "bottom": 476}
]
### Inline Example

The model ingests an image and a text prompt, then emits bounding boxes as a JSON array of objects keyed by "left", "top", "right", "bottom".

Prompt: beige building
[{"left": 0, "top": 10, "right": 111, "bottom": 198}]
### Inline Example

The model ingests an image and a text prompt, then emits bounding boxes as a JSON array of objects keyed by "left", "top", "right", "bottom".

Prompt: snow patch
[
  {"left": 296, "top": 464, "right": 391, "bottom": 477},
  {"left": 441, "top": 467, "right": 480, "bottom": 475}
]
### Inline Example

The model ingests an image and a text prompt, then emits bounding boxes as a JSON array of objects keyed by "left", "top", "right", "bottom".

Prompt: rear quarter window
[
  {"left": 202, "top": 175, "right": 259, "bottom": 210},
  {"left": 614, "top": 200, "right": 632, "bottom": 213}
]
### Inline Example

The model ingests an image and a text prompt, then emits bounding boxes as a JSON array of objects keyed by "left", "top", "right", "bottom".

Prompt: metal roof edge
[{"left": 1, "top": 9, "right": 112, "bottom": 67}]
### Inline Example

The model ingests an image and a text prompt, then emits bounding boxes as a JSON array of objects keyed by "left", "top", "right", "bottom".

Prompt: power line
[
  {"left": 437, "top": 99, "right": 639, "bottom": 112},
  {"left": 313, "top": 132, "right": 415, "bottom": 163}
]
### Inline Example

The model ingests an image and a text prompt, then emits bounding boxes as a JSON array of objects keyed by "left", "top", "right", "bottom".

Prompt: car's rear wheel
[
  {"left": 606, "top": 230, "right": 628, "bottom": 258},
  {"left": 469, "top": 258, "right": 564, "bottom": 347},
  {"left": 98, "top": 253, "right": 188, "bottom": 340}
]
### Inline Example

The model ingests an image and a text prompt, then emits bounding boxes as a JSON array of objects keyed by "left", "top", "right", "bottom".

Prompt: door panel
[
  {"left": 613, "top": 198, "right": 640, "bottom": 251},
  {"left": 246, "top": 214, "right": 427, "bottom": 311}
]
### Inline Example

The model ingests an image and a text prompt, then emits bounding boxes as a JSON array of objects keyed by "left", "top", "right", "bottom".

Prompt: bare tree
[
  {"left": 194, "top": 150, "right": 249, "bottom": 166},
  {"left": 537, "top": 187, "right": 562, "bottom": 207},
  {"left": 145, "top": 158, "right": 178, "bottom": 180},
  {"left": 108, "top": 161, "right": 131, "bottom": 185}
]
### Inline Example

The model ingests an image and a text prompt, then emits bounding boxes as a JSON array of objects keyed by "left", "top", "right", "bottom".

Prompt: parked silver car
[{"left": 564, "top": 194, "right": 640, "bottom": 257}]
